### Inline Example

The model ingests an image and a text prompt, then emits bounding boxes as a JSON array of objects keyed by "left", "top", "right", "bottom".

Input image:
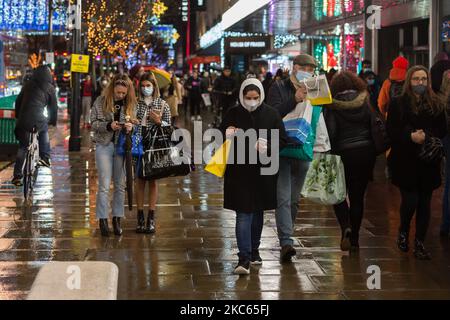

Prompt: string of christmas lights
[
  {"left": 312, "top": 0, "right": 365, "bottom": 21},
  {"left": 0, "top": 0, "right": 66, "bottom": 32},
  {"left": 84, "top": 0, "right": 152, "bottom": 56}
]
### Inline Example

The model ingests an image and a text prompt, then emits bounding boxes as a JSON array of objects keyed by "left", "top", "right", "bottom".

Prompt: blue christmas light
[{"left": 0, "top": 0, "right": 66, "bottom": 33}]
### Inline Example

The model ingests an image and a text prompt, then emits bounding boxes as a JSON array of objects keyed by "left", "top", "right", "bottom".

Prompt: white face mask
[{"left": 243, "top": 99, "right": 260, "bottom": 112}]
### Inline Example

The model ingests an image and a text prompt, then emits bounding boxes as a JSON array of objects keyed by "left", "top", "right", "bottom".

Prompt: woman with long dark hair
[
  {"left": 324, "top": 71, "right": 377, "bottom": 252},
  {"left": 387, "top": 65, "right": 447, "bottom": 259},
  {"left": 134, "top": 72, "right": 171, "bottom": 234}
]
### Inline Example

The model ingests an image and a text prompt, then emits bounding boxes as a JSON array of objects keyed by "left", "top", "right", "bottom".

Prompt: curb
[{"left": 0, "top": 161, "right": 13, "bottom": 172}]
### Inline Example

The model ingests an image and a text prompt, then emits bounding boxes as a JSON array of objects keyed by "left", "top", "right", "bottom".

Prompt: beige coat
[{"left": 164, "top": 79, "right": 182, "bottom": 117}]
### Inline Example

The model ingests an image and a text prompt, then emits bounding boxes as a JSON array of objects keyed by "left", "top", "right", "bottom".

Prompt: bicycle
[{"left": 22, "top": 127, "right": 39, "bottom": 203}]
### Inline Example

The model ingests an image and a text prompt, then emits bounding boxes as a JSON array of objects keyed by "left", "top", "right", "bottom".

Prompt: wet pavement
[{"left": 0, "top": 108, "right": 449, "bottom": 300}]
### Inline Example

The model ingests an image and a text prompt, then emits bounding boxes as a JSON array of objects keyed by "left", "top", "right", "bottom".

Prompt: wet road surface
[{"left": 0, "top": 108, "right": 449, "bottom": 300}]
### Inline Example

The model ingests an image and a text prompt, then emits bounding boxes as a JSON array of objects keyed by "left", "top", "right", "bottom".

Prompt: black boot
[
  {"left": 350, "top": 232, "right": 360, "bottom": 252},
  {"left": 136, "top": 210, "right": 145, "bottom": 233},
  {"left": 397, "top": 231, "right": 409, "bottom": 253},
  {"left": 340, "top": 227, "right": 352, "bottom": 251},
  {"left": 414, "top": 239, "right": 431, "bottom": 260},
  {"left": 99, "top": 219, "right": 109, "bottom": 237},
  {"left": 144, "top": 210, "right": 155, "bottom": 234},
  {"left": 112, "top": 217, "right": 122, "bottom": 236}
]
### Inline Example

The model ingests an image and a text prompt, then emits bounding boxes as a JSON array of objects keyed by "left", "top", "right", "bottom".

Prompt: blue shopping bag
[
  {"left": 283, "top": 117, "right": 311, "bottom": 145},
  {"left": 116, "top": 130, "right": 144, "bottom": 158}
]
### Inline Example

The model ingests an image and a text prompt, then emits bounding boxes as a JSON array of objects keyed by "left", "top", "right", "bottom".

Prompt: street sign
[
  {"left": 45, "top": 52, "right": 54, "bottom": 65},
  {"left": 70, "top": 54, "right": 90, "bottom": 73}
]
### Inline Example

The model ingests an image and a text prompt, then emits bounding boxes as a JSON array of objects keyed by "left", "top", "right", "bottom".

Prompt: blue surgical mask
[
  {"left": 296, "top": 70, "right": 312, "bottom": 82},
  {"left": 367, "top": 79, "right": 375, "bottom": 86},
  {"left": 142, "top": 86, "right": 154, "bottom": 97}
]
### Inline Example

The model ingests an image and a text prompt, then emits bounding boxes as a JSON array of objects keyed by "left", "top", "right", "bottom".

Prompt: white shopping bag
[
  {"left": 201, "top": 93, "right": 212, "bottom": 107},
  {"left": 313, "top": 113, "right": 331, "bottom": 153},
  {"left": 283, "top": 100, "right": 313, "bottom": 123},
  {"left": 301, "top": 153, "right": 346, "bottom": 205}
]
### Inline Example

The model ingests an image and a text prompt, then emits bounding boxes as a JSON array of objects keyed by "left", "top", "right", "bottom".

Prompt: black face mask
[{"left": 412, "top": 85, "right": 427, "bottom": 96}]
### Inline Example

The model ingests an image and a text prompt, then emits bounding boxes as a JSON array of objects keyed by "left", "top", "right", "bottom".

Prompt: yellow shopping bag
[
  {"left": 304, "top": 75, "right": 333, "bottom": 106},
  {"left": 204, "top": 139, "right": 232, "bottom": 178}
]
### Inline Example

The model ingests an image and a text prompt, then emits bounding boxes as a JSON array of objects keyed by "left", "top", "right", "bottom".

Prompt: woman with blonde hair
[
  {"left": 91, "top": 73, "right": 137, "bottom": 237},
  {"left": 134, "top": 72, "right": 171, "bottom": 234},
  {"left": 163, "top": 73, "right": 182, "bottom": 125}
]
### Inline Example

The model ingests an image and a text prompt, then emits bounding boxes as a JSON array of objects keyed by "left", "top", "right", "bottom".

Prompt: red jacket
[
  {"left": 378, "top": 57, "right": 409, "bottom": 115},
  {"left": 82, "top": 80, "right": 93, "bottom": 97}
]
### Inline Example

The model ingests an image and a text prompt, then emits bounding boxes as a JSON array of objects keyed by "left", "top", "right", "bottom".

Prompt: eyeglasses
[{"left": 411, "top": 77, "right": 428, "bottom": 83}]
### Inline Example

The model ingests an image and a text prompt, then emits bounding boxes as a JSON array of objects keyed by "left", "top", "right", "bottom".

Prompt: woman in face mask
[
  {"left": 387, "top": 65, "right": 447, "bottom": 260},
  {"left": 362, "top": 70, "right": 381, "bottom": 112},
  {"left": 220, "top": 79, "right": 287, "bottom": 275},
  {"left": 91, "top": 74, "right": 137, "bottom": 237},
  {"left": 134, "top": 72, "right": 171, "bottom": 234}
]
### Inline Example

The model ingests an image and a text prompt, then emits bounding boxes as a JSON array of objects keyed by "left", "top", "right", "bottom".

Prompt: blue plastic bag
[
  {"left": 116, "top": 131, "right": 144, "bottom": 158},
  {"left": 280, "top": 106, "right": 322, "bottom": 161},
  {"left": 283, "top": 117, "right": 311, "bottom": 145}
]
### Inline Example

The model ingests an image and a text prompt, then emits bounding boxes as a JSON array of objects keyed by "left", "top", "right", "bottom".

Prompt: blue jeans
[
  {"left": 95, "top": 143, "right": 126, "bottom": 219},
  {"left": 442, "top": 135, "right": 450, "bottom": 233},
  {"left": 275, "top": 157, "right": 310, "bottom": 247},
  {"left": 235, "top": 211, "right": 264, "bottom": 262},
  {"left": 13, "top": 125, "right": 51, "bottom": 179}
]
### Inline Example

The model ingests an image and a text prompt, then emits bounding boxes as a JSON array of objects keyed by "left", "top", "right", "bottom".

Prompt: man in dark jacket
[
  {"left": 12, "top": 65, "right": 58, "bottom": 186},
  {"left": 430, "top": 52, "right": 450, "bottom": 93},
  {"left": 267, "top": 54, "right": 316, "bottom": 262},
  {"left": 185, "top": 70, "right": 205, "bottom": 121},
  {"left": 213, "top": 66, "right": 237, "bottom": 119}
]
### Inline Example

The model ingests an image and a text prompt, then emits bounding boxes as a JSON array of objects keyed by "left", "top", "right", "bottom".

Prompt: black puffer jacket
[
  {"left": 15, "top": 65, "right": 58, "bottom": 132},
  {"left": 324, "top": 90, "right": 373, "bottom": 153}
]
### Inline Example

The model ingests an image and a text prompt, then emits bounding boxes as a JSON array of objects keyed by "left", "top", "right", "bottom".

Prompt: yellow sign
[{"left": 70, "top": 54, "right": 90, "bottom": 73}]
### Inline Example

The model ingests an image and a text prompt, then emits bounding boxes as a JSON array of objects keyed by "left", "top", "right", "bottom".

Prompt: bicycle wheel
[{"left": 23, "top": 152, "right": 33, "bottom": 202}]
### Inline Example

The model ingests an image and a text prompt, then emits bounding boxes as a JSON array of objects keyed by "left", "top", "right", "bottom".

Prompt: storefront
[
  {"left": 300, "top": 0, "right": 366, "bottom": 73},
  {"left": 0, "top": 34, "right": 27, "bottom": 97},
  {"left": 224, "top": 35, "right": 272, "bottom": 73},
  {"left": 197, "top": 0, "right": 302, "bottom": 74},
  {"left": 376, "top": 0, "right": 430, "bottom": 79}
]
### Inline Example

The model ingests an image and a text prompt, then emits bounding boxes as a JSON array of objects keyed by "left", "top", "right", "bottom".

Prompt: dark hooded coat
[{"left": 15, "top": 65, "right": 58, "bottom": 133}]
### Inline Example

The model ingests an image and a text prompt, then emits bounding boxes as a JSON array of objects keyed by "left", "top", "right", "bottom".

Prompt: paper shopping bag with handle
[
  {"left": 304, "top": 75, "right": 332, "bottom": 106},
  {"left": 204, "top": 139, "right": 232, "bottom": 178}
]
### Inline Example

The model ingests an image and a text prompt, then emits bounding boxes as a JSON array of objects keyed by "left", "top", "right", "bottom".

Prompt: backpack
[{"left": 389, "top": 80, "right": 404, "bottom": 100}]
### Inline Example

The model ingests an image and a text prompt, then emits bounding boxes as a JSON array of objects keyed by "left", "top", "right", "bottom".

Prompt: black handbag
[
  {"left": 418, "top": 136, "right": 444, "bottom": 164},
  {"left": 369, "top": 106, "right": 391, "bottom": 155},
  {"left": 140, "top": 125, "right": 192, "bottom": 180}
]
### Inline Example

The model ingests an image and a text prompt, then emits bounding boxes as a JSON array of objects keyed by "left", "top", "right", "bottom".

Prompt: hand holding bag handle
[{"left": 303, "top": 76, "right": 321, "bottom": 99}]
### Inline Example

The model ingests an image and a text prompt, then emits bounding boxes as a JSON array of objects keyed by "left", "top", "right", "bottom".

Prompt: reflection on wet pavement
[{"left": 0, "top": 109, "right": 449, "bottom": 300}]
